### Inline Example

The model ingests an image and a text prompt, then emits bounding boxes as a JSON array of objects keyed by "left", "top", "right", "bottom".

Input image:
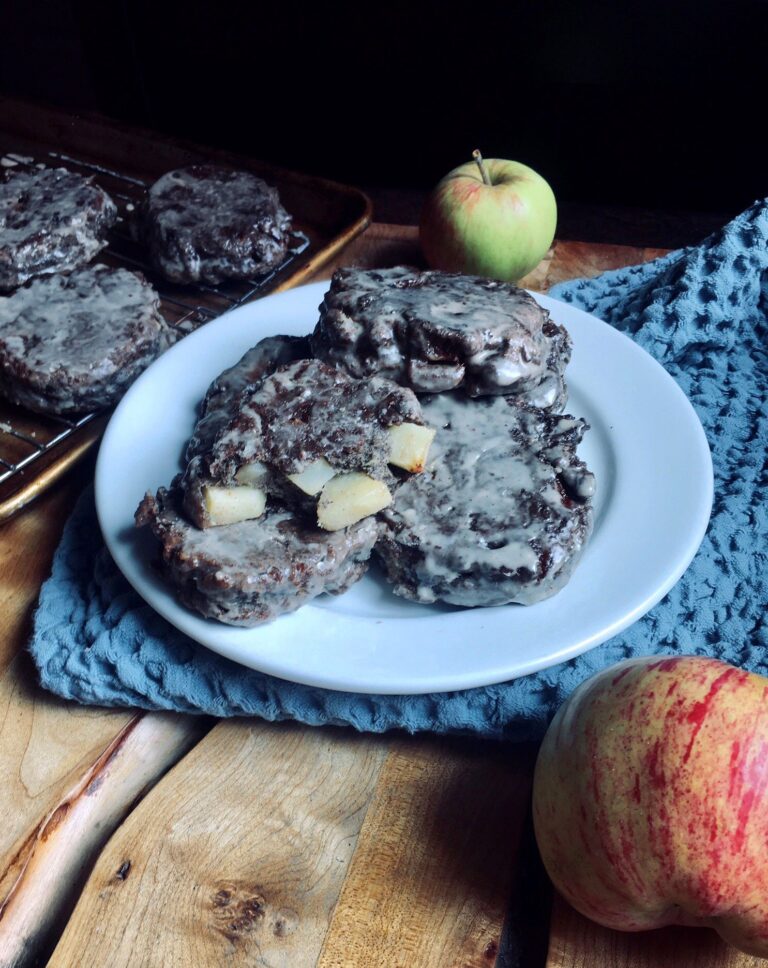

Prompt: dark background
[{"left": 2, "top": 0, "right": 766, "bottom": 228}]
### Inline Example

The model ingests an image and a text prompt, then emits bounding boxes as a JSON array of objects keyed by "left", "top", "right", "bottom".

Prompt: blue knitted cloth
[{"left": 29, "top": 202, "right": 768, "bottom": 740}]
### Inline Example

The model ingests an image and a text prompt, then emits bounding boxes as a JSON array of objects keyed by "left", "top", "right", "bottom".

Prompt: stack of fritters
[
  {"left": 138, "top": 337, "right": 431, "bottom": 624},
  {"left": 138, "top": 266, "right": 596, "bottom": 626}
]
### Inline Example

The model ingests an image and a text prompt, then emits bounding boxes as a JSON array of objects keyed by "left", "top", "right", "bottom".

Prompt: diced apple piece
[
  {"left": 317, "top": 473, "right": 391, "bottom": 531},
  {"left": 388, "top": 422, "right": 436, "bottom": 473},
  {"left": 287, "top": 458, "right": 337, "bottom": 496},
  {"left": 204, "top": 485, "right": 266, "bottom": 526},
  {"left": 234, "top": 461, "right": 268, "bottom": 486}
]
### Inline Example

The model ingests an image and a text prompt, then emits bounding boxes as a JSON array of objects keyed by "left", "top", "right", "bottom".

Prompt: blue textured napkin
[{"left": 29, "top": 202, "right": 768, "bottom": 740}]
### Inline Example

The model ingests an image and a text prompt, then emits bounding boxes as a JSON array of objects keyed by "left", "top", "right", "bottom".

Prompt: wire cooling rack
[{"left": 0, "top": 150, "right": 310, "bottom": 517}]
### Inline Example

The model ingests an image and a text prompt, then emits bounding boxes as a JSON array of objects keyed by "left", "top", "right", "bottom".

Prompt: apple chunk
[
  {"left": 234, "top": 461, "right": 268, "bottom": 487},
  {"left": 204, "top": 484, "right": 266, "bottom": 526},
  {"left": 388, "top": 423, "right": 436, "bottom": 473},
  {"left": 317, "top": 473, "right": 391, "bottom": 531},
  {"left": 287, "top": 458, "right": 337, "bottom": 496}
]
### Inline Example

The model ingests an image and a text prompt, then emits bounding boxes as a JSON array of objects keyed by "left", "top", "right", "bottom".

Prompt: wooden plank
[
  {"left": 0, "top": 464, "right": 130, "bottom": 916},
  {"left": 544, "top": 240, "right": 647, "bottom": 289},
  {"left": 0, "top": 467, "right": 86, "bottom": 674},
  {"left": 518, "top": 245, "right": 556, "bottom": 292},
  {"left": 643, "top": 246, "right": 674, "bottom": 263},
  {"left": 48, "top": 721, "right": 390, "bottom": 968},
  {"left": 316, "top": 223, "right": 422, "bottom": 281},
  {"left": 317, "top": 229, "right": 666, "bottom": 296},
  {"left": 0, "top": 710, "right": 208, "bottom": 968},
  {"left": 546, "top": 894, "right": 762, "bottom": 968},
  {"left": 0, "top": 466, "right": 209, "bottom": 965},
  {"left": 316, "top": 737, "right": 534, "bottom": 968},
  {"left": 319, "top": 224, "right": 555, "bottom": 292},
  {"left": 0, "top": 657, "right": 132, "bottom": 903}
]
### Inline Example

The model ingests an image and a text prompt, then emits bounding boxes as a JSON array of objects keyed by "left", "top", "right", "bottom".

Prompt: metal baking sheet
[{"left": 0, "top": 109, "right": 371, "bottom": 520}]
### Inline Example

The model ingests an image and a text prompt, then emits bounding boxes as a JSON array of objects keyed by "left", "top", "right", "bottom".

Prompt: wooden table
[{"left": 0, "top": 115, "right": 760, "bottom": 968}]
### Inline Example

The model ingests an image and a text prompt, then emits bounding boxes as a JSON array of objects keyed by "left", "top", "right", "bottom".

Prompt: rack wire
[
  {"left": 0, "top": 411, "right": 98, "bottom": 482},
  {"left": 0, "top": 150, "right": 310, "bottom": 510}
]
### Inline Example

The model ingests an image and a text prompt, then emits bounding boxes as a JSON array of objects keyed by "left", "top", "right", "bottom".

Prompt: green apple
[{"left": 419, "top": 150, "right": 557, "bottom": 282}]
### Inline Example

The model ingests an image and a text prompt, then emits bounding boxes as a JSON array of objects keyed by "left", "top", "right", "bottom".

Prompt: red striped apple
[
  {"left": 532, "top": 656, "right": 768, "bottom": 958},
  {"left": 419, "top": 150, "right": 556, "bottom": 282}
]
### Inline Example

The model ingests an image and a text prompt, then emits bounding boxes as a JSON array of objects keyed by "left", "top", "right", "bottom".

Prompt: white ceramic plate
[{"left": 95, "top": 282, "right": 713, "bottom": 695}]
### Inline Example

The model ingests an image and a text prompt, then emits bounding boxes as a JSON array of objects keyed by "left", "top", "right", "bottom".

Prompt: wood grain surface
[
  {"left": 50, "top": 722, "right": 390, "bottom": 967},
  {"left": 0, "top": 462, "right": 210, "bottom": 966},
  {"left": 316, "top": 738, "right": 533, "bottom": 968},
  {"left": 0, "top": 472, "right": 84, "bottom": 673},
  {"left": 546, "top": 895, "right": 764, "bottom": 968},
  {"left": 0, "top": 135, "right": 753, "bottom": 967},
  {"left": 324, "top": 223, "right": 665, "bottom": 295},
  {"left": 0, "top": 711, "right": 207, "bottom": 967}
]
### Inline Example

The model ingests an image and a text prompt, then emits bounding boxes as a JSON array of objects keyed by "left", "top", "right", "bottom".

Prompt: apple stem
[{"left": 472, "top": 149, "right": 493, "bottom": 186}]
